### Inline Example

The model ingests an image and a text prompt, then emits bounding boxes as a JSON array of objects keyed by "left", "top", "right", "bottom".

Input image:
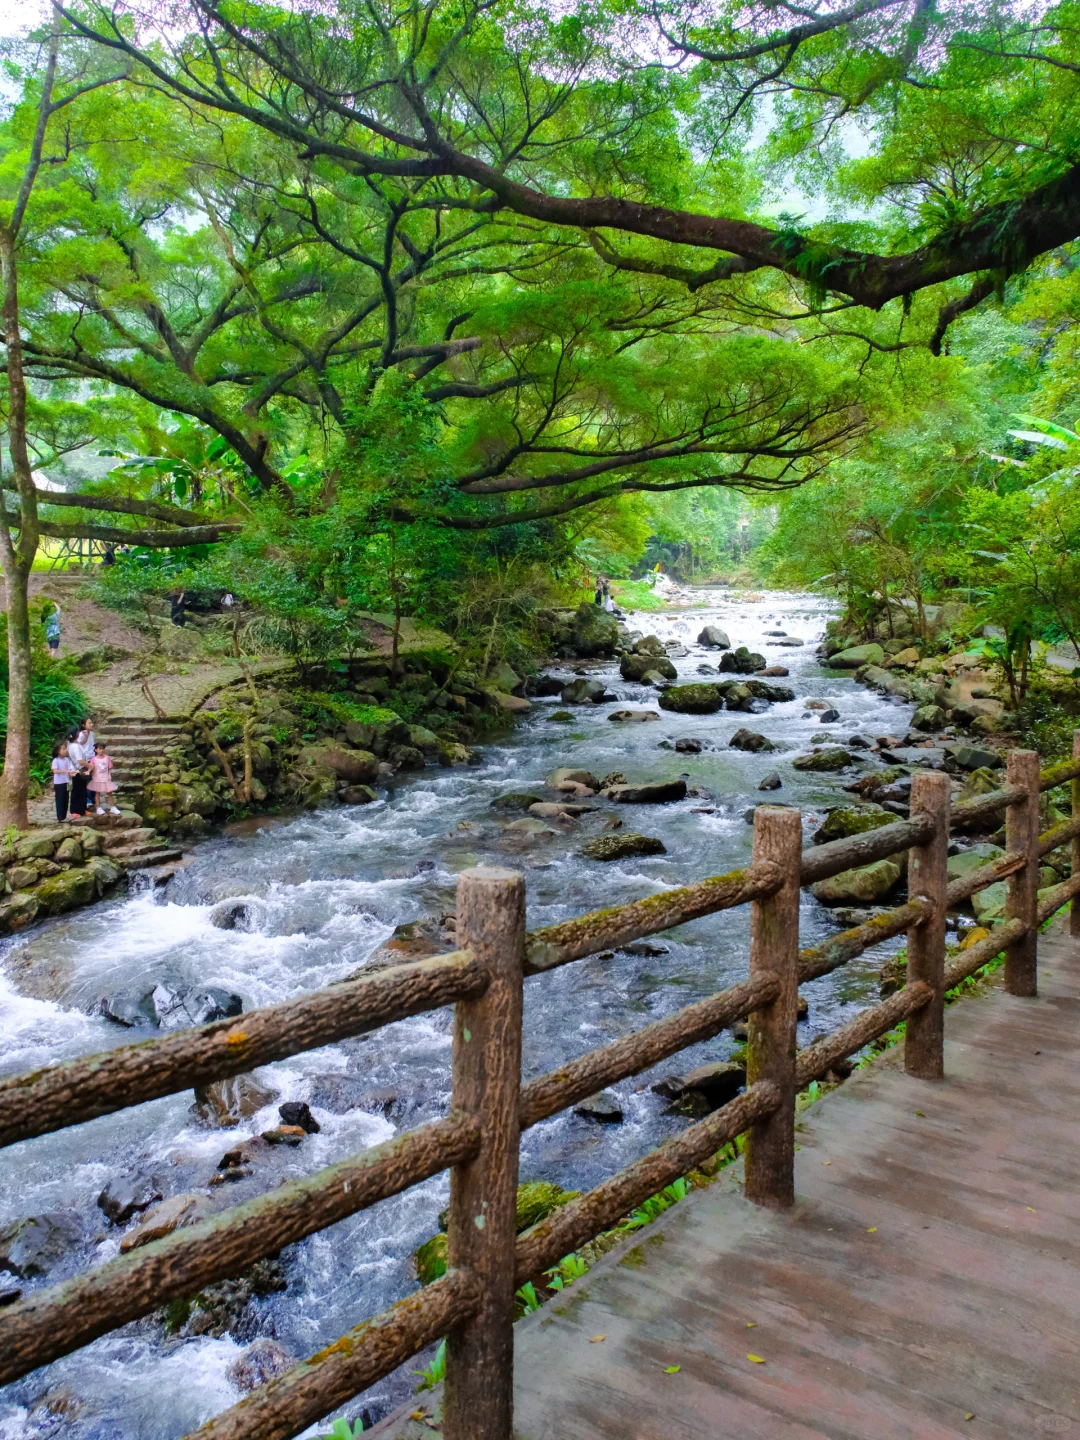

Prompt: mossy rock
[
  {"left": 35, "top": 867, "right": 97, "bottom": 916},
  {"left": 813, "top": 805, "right": 897, "bottom": 846},
  {"left": 657, "top": 684, "right": 726, "bottom": 715},
  {"left": 812, "top": 858, "right": 904, "bottom": 906},
  {"left": 414, "top": 1232, "right": 449, "bottom": 1286},
  {"left": 490, "top": 793, "right": 545, "bottom": 812}
]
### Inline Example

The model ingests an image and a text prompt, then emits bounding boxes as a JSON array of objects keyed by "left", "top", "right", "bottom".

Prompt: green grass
[{"left": 611, "top": 579, "right": 668, "bottom": 613}]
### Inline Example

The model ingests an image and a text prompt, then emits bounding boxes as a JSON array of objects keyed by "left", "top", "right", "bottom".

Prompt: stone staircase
[
  {"left": 87, "top": 717, "right": 186, "bottom": 872},
  {"left": 79, "top": 812, "right": 184, "bottom": 872},
  {"left": 96, "top": 717, "right": 185, "bottom": 802}
]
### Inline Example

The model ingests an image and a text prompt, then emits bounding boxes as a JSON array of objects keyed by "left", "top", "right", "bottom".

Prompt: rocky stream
[{"left": 0, "top": 588, "right": 930, "bottom": 1439}]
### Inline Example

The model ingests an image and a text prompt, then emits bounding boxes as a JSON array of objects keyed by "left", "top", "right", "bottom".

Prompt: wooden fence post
[
  {"left": 745, "top": 806, "right": 802, "bottom": 1210},
  {"left": 1072, "top": 732, "right": 1080, "bottom": 940},
  {"left": 1005, "top": 749, "right": 1040, "bottom": 997},
  {"left": 904, "top": 770, "right": 950, "bottom": 1080},
  {"left": 442, "top": 866, "right": 526, "bottom": 1440}
]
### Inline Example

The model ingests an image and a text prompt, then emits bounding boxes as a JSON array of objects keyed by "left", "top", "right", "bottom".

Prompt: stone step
[
  {"left": 114, "top": 840, "right": 171, "bottom": 858},
  {"left": 121, "top": 847, "right": 183, "bottom": 870},
  {"left": 103, "top": 827, "right": 157, "bottom": 850},
  {"left": 84, "top": 813, "right": 142, "bottom": 830}
]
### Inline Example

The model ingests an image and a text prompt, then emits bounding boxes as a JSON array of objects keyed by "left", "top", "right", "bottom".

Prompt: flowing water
[{"left": 0, "top": 590, "right": 914, "bottom": 1439}]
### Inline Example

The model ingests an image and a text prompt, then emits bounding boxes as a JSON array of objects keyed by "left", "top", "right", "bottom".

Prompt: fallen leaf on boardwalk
[
  {"left": 663, "top": 1365, "right": 681, "bottom": 1374},
  {"left": 822, "top": 1160, "right": 831, "bottom": 1166},
  {"left": 1026, "top": 1207, "right": 1037, "bottom": 1213},
  {"left": 866, "top": 1227, "right": 878, "bottom": 1233},
  {"left": 915, "top": 1110, "right": 925, "bottom": 1117},
  {"left": 747, "top": 1354, "right": 766, "bottom": 1364},
  {"left": 589, "top": 1335, "right": 606, "bottom": 1343},
  {"left": 746, "top": 1321, "right": 757, "bottom": 1328},
  {"left": 964, "top": 1413, "right": 975, "bottom": 1421}
]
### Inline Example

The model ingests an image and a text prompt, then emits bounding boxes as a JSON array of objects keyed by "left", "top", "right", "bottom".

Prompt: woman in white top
[{"left": 51, "top": 742, "right": 76, "bottom": 822}]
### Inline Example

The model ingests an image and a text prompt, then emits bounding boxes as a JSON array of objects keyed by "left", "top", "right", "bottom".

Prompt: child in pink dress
[{"left": 88, "top": 744, "right": 121, "bottom": 815}]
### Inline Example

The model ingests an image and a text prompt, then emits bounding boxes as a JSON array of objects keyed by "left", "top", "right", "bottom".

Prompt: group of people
[
  {"left": 593, "top": 575, "right": 621, "bottom": 616},
  {"left": 50, "top": 719, "right": 120, "bottom": 822}
]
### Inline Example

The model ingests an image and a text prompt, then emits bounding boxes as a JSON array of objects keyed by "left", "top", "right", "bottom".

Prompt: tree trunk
[{"left": 0, "top": 554, "right": 33, "bottom": 829}]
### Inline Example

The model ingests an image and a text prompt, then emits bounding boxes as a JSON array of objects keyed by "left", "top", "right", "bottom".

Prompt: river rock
[
  {"left": 620, "top": 653, "right": 677, "bottom": 682},
  {"left": 829, "top": 643, "right": 885, "bottom": 668},
  {"left": 151, "top": 984, "right": 243, "bottom": 1029},
  {"left": 675, "top": 738, "right": 704, "bottom": 753},
  {"left": 697, "top": 626, "right": 731, "bottom": 649},
  {"left": 758, "top": 771, "right": 782, "bottom": 790},
  {"left": 227, "top": 1339, "right": 294, "bottom": 1394},
  {"left": 947, "top": 843, "right": 1004, "bottom": 883},
  {"left": 581, "top": 833, "right": 666, "bottom": 860},
  {"left": 729, "top": 728, "right": 776, "bottom": 753},
  {"left": 880, "top": 746, "right": 946, "bottom": 768},
  {"left": 388, "top": 743, "right": 426, "bottom": 769},
  {"left": 306, "top": 1073, "right": 382, "bottom": 1114},
  {"left": 0, "top": 1211, "right": 82, "bottom": 1278},
  {"left": 565, "top": 602, "right": 620, "bottom": 657},
  {"left": 34, "top": 868, "right": 97, "bottom": 916},
  {"left": 296, "top": 744, "right": 379, "bottom": 785},
  {"left": 548, "top": 768, "right": 600, "bottom": 791},
  {"left": 85, "top": 855, "right": 125, "bottom": 894},
  {"left": 98, "top": 1172, "right": 163, "bottom": 1226},
  {"left": 54, "top": 836, "right": 83, "bottom": 863},
  {"left": 278, "top": 1101, "right": 320, "bottom": 1134},
  {"left": 574, "top": 1091, "right": 624, "bottom": 1123},
  {"left": 490, "top": 792, "right": 545, "bottom": 812},
  {"left": 528, "top": 802, "right": 594, "bottom": 818},
  {"left": 15, "top": 835, "right": 57, "bottom": 861},
  {"left": 414, "top": 1232, "right": 449, "bottom": 1285},
  {"left": 210, "top": 899, "right": 252, "bottom": 930},
  {"left": 192, "top": 1073, "right": 279, "bottom": 1127},
  {"left": 658, "top": 683, "right": 726, "bottom": 714},
  {"left": 743, "top": 680, "right": 796, "bottom": 702},
  {"left": 718, "top": 647, "right": 766, "bottom": 674},
  {"left": 607, "top": 709, "right": 660, "bottom": 723},
  {"left": 813, "top": 805, "right": 898, "bottom": 846},
  {"left": 560, "top": 678, "right": 610, "bottom": 704},
  {"left": 758, "top": 665, "right": 790, "bottom": 677},
  {"left": 262, "top": 1124, "right": 307, "bottom": 1146},
  {"left": 340, "top": 783, "right": 378, "bottom": 804},
  {"left": 945, "top": 744, "right": 1002, "bottom": 771},
  {"left": 634, "top": 635, "right": 667, "bottom": 656},
  {"left": 911, "top": 704, "right": 945, "bottom": 731},
  {"left": 659, "top": 1061, "right": 745, "bottom": 1114},
  {"left": 818, "top": 708, "right": 841, "bottom": 724},
  {"left": 973, "top": 881, "right": 1008, "bottom": 921},
  {"left": 524, "top": 673, "right": 565, "bottom": 697},
  {"left": 812, "top": 858, "right": 904, "bottom": 905},
  {"left": 485, "top": 690, "right": 531, "bottom": 712},
  {"left": 792, "top": 747, "right": 860, "bottom": 772},
  {"left": 863, "top": 664, "right": 916, "bottom": 701},
  {"left": 602, "top": 780, "right": 687, "bottom": 804},
  {"left": 6, "top": 864, "right": 38, "bottom": 891}
]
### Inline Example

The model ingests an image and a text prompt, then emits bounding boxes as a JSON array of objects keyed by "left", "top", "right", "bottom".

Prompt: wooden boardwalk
[{"left": 377, "top": 921, "right": 1080, "bottom": 1440}]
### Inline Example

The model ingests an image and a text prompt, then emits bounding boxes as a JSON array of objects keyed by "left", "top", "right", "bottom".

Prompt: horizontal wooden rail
[
  {"left": 523, "top": 862, "right": 782, "bottom": 972},
  {"left": 795, "top": 982, "right": 932, "bottom": 1089},
  {"left": 1039, "top": 756, "right": 1080, "bottom": 791},
  {"left": 799, "top": 898, "right": 932, "bottom": 983},
  {"left": 181, "top": 1268, "right": 483, "bottom": 1440},
  {"left": 514, "top": 1082, "right": 780, "bottom": 1284},
  {"left": 945, "top": 851, "right": 1025, "bottom": 907},
  {"left": 1037, "top": 871, "right": 1080, "bottom": 926},
  {"left": 1038, "top": 813, "right": 1080, "bottom": 858},
  {"left": 799, "top": 815, "right": 933, "bottom": 886},
  {"left": 0, "top": 1114, "right": 480, "bottom": 1388},
  {"left": 0, "top": 951, "right": 486, "bottom": 1151},
  {"left": 951, "top": 783, "right": 1024, "bottom": 827},
  {"left": 519, "top": 974, "right": 778, "bottom": 1130},
  {"left": 943, "top": 917, "right": 1027, "bottom": 990}
]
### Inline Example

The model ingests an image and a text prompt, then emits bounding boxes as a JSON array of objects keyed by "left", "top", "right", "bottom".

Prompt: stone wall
[{"left": 0, "top": 828, "right": 126, "bottom": 936}]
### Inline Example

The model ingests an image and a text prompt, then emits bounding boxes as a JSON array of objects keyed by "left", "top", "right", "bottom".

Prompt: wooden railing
[{"left": 2, "top": 737, "right": 1080, "bottom": 1440}]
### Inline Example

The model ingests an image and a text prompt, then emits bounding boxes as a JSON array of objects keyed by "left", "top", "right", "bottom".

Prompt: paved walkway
[{"left": 377, "top": 921, "right": 1080, "bottom": 1439}]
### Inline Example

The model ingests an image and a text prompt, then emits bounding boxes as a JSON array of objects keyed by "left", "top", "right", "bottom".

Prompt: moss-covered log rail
[{"left": 3, "top": 739, "right": 1080, "bottom": 1440}]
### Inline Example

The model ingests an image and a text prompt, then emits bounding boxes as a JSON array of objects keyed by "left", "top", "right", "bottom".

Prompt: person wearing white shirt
[
  {"left": 80, "top": 718, "right": 96, "bottom": 760},
  {"left": 67, "top": 731, "right": 90, "bottom": 817}
]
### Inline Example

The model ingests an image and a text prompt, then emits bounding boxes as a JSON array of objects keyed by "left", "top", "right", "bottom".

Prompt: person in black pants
[
  {"left": 67, "top": 728, "right": 89, "bottom": 818},
  {"left": 51, "top": 742, "right": 74, "bottom": 821}
]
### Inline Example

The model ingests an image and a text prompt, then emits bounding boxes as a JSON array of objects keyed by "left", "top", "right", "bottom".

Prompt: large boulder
[
  {"left": 729, "top": 728, "right": 776, "bottom": 754},
  {"left": 602, "top": 780, "right": 687, "bottom": 804},
  {"left": 813, "top": 805, "right": 898, "bottom": 846},
  {"left": 560, "top": 678, "right": 610, "bottom": 705},
  {"left": 192, "top": 1073, "right": 279, "bottom": 1127},
  {"left": 812, "top": 858, "right": 904, "bottom": 905},
  {"left": 911, "top": 704, "right": 945, "bottom": 732},
  {"left": 296, "top": 744, "right": 379, "bottom": 785},
  {"left": 547, "top": 767, "right": 601, "bottom": 791},
  {"left": 862, "top": 664, "right": 915, "bottom": 701},
  {"left": 620, "top": 653, "right": 677, "bottom": 682},
  {"left": 85, "top": 856, "right": 125, "bottom": 894},
  {"left": 830, "top": 642, "right": 885, "bottom": 669},
  {"left": 657, "top": 1061, "right": 745, "bottom": 1114},
  {"left": 0, "top": 1211, "right": 82, "bottom": 1279},
  {"left": 119, "top": 1193, "right": 213, "bottom": 1253},
  {"left": 581, "top": 833, "right": 666, "bottom": 861},
  {"left": 34, "top": 868, "right": 97, "bottom": 917},
  {"left": 972, "top": 881, "right": 1008, "bottom": 922},
  {"left": 743, "top": 680, "right": 796, "bottom": 702},
  {"left": 697, "top": 625, "right": 731, "bottom": 649},
  {"left": 945, "top": 744, "right": 1002, "bottom": 772},
  {"left": 574, "top": 1091, "right": 624, "bottom": 1123},
  {"left": 718, "top": 647, "right": 766, "bottom": 674},
  {"left": 607, "top": 709, "right": 660, "bottom": 723},
  {"left": 344, "top": 712, "right": 409, "bottom": 755},
  {"left": 567, "top": 602, "right": 620, "bottom": 657},
  {"left": 792, "top": 748, "right": 860, "bottom": 772},
  {"left": 658, "top": 683, "right": 726, "bottom": 714},
  {"left": 947, "top": 843, "right": 1004, "bottom": 883}
]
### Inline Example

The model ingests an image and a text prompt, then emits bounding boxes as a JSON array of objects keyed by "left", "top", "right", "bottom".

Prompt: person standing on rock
[
  {"left": 67, "top": 727, "right": 90, "bottom": 818},
  {"left": 43, "top": 602, "right": 61, "bottom": 655},
  {"left": 88, "top": 742, "right": 120, "bottom": 816},
  {"left": 51, "top": 741, "right": 75, "bottom": 822}
]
